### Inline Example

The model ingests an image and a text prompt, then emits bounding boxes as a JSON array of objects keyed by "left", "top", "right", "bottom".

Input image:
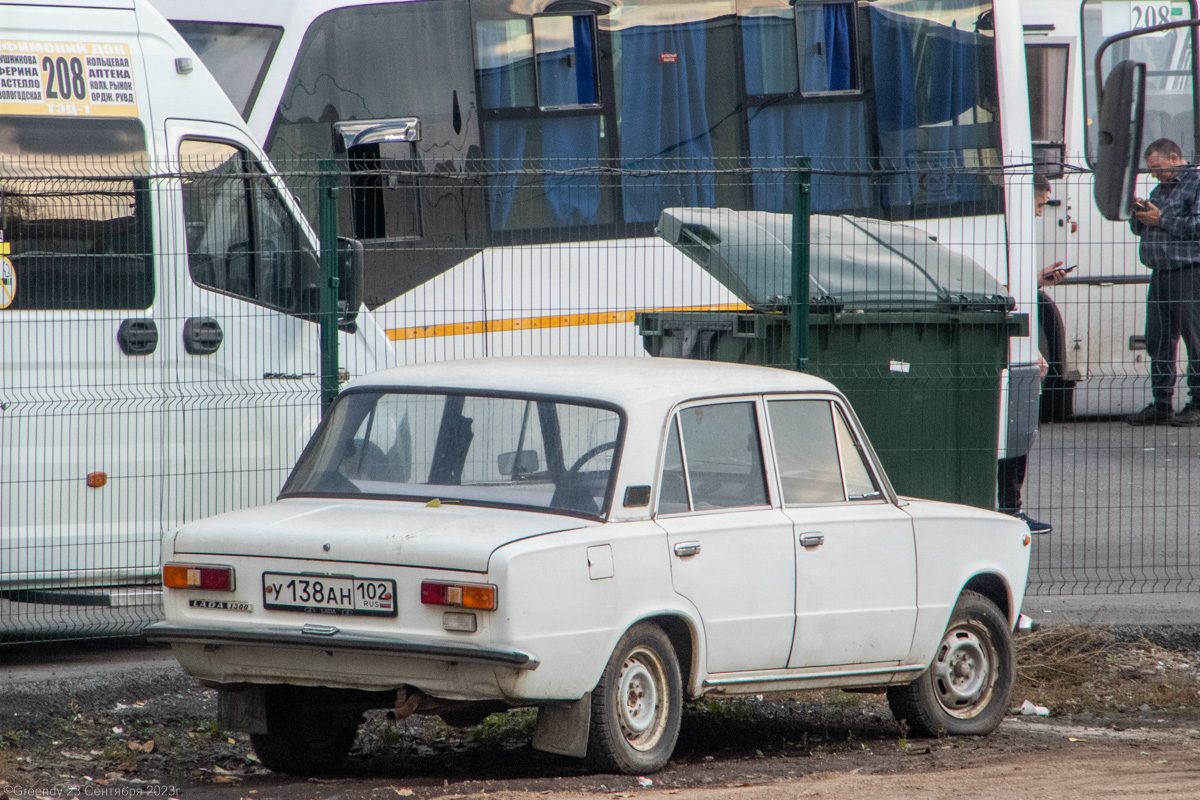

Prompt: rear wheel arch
[{"left": 644, "top": 614, "right": 697, "bottom": 695}]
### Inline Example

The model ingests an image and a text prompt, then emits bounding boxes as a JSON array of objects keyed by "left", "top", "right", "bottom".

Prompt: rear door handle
[
  {"left": 673, "top": 541, "right": 701, "bottom": 558},
  {"left": 799, "top": 532, "right": 825, "bottom": 548}
]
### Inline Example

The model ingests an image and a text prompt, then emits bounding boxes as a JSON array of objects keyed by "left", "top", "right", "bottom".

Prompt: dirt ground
[{"left": 3, "top": 626, "right": 1200, "bottom": 799}]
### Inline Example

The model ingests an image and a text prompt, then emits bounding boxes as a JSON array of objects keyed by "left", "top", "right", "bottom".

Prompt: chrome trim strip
[
  {"left": 703, "top": 663, "right": 924, "bottom": 688},
  {"left": 144, "top": 623, "right": 538, "bottom": 669}
]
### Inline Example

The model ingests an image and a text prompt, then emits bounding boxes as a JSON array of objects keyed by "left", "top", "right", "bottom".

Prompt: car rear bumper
[{"left": 145, "top": 622, "right": 538, "bottom": 668}]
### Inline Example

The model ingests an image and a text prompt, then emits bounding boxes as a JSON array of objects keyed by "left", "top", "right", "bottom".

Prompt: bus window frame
[
  {"left": 1080, "top": 0, "right": 1200, "bottom": 168},
  {"left": 1025, "top": 41, "right": 1071, "bottom": 178}
]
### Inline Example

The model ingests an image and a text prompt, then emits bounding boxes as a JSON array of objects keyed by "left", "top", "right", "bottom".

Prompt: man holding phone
[{"left": 1126, "top": 138, "right": 1200, "bottom": 427}]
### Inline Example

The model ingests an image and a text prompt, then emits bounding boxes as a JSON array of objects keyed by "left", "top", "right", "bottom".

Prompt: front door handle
[
  {"left": 183, "top": 317, "right": 224, "bottom": 355},
  {"left": 673, "top": 541, "right": 701, "bottom": 558},
  {"left": 799, "top": 532, "right": 825, "bottom": 548}
]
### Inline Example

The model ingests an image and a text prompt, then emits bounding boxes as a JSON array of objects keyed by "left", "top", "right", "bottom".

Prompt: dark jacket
[{"left": 1130, "top": 166, "right": 1200, "bottom": 271}]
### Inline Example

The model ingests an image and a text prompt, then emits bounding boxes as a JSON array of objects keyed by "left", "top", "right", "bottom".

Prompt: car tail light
[
  {"left": 420, "top": 580, "right": 497, "bottom": 610},
  {"left": 163, "top": 563, "right": 235, "bottom": 591}
]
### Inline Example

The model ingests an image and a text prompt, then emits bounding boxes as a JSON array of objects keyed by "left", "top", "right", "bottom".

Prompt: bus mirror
[
  {"left": 1094, "top": 59, "right": 1146, "bottom": 221},
  {"left": 337, "top": 236, "right": 365, "bottom": 332}
]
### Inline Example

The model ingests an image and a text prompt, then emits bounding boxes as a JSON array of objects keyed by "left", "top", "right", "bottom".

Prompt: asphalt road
[{"left": 1025, "top": 419, "right": 1200, "bottom": 599}]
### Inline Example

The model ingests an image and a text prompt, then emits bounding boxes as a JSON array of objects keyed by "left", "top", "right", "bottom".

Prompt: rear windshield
[{"left": 281, "top": 390, "right": 624, "bottom": 518}]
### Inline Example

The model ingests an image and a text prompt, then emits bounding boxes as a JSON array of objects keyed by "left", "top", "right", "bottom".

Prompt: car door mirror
[
  {"left": 337, "top": 236, "right": 364, "bottom": 332},
  {"left": 498, "top": 449, "right": 540, "bottom": 477},
  {"left": 1094, "top": 59, "right": 1146, "bottom": 221}
]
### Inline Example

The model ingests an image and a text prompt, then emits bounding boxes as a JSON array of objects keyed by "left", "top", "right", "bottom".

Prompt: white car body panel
[{"left": 151, "top": 356, "right": 1031, "bottom": 713}]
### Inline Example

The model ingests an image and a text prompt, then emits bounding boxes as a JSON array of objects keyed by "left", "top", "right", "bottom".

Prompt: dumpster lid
[{"left": 657, "top": 208, "right": 1013, "bottom": 312}]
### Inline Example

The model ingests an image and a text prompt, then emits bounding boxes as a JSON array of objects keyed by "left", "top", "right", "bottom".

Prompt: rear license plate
[{"left": 262, "top": 572, "right": 397, "bottom": 617}]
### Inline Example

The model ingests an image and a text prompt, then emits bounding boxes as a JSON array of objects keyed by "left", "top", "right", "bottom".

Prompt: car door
[
  {"left": 764, "top": 396, "right": 918, "bottom": 668},
  {"left": 654, "top": 398, "right": 797, "bottom": 674}
]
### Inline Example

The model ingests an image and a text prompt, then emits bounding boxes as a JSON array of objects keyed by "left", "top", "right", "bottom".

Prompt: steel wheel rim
[
  {"left": 616, "top": 646, "right": 668, "bottom": 750},
  {"left": 930, "top": 620, "right": 997, "bottom": 720}
]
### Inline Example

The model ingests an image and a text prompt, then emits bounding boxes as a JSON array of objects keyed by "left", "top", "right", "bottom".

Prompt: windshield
[{"left": 281, "top": 390, "right": 623, "bottom": 517}]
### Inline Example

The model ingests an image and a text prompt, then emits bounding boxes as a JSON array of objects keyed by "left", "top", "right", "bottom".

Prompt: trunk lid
[{"left": 172, "top": 498, "right": 592, "bottom": 573}]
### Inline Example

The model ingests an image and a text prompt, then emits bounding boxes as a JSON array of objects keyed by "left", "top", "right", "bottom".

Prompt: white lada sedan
[{"left": 148, "top": 356, "right": 1031, "bottom": 776}]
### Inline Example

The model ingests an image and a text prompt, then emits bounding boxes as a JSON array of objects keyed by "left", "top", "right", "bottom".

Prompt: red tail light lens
[
  {"left": 420, "top": 581, "right": 497, "bottom": 610},
  {"left": 163, "top": 563, "right": 235, "bottom": 592}
]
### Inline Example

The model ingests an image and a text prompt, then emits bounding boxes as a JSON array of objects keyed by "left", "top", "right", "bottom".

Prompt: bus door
[
  {"left": 0, "top": 114, "right": 164, "bottom": 587},
  {"left": 163, "top": 119, "right": 322, "bottom": 531}
]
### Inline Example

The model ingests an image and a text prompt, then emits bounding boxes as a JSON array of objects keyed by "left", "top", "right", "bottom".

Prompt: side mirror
[
  {"left": 1094, "top": 59, "right": 1146, "bottom": 221},
  {"left": 337, "top": 236, "right": 364, "bottom": 332}
]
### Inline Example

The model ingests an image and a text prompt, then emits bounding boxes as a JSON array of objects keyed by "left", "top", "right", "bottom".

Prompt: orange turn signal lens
[
  {"left": 163, "top": 563, "right": 235, "bottom": 592},
  {"left": 420, "top": 580, "right": 497, "bottom": 610}
]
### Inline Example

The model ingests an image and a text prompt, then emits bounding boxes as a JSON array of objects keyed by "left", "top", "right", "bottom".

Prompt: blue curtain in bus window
[
  {"left": 746, "top": 102, "right": 869, "bottom": 212},
  {"left": 823, "top": 4, "right": 853, "bottom": 91},
  {"left": 485, "top": 121, "right": 526, "bottom": 229},
  {"left": 797, "top": 4, "right": 853, "bottom": 93},
  {"left": 617, "top": 21, "right": 715, "bottom": 224},
  {"left": 543, "top": 117, "right": 600, "bottom": 225},
  {"left": 537, "top": 17, "right": 598, "bottom": 106},
  {"left": 574, "top": 16, "right": 597, "bottom": 104},
  {"left": 870, "top": 6, "right": 996, "bottom": 209}
]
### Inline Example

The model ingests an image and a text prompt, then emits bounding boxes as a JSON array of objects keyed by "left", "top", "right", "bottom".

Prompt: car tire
[
  {"left": 886, "top": 590, "right": 1014, "bottom": 738},
  {"left": 586, "top": 622, "right": 682, "bottom": 775},
  {"left": 249, "top": 690, "right": 360, "bottom": 775}
]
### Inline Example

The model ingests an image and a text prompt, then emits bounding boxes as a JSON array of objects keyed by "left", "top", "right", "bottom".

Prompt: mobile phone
[
  {"left": 1061, "top": 264, "right": 1077, "bottom": 274},
  {"left": 1134, "top": 198, "right": 1151, "bottom": 210}
]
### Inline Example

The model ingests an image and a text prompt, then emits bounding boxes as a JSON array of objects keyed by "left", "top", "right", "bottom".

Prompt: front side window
[
  {"left": 768, "top": 398, "right": 881, "bottom": 504},
  {"left": 0, "top": 117, "right": 152, "bottom": 310},
  {"left": 283, "top": 390, "right": 623, "bottom": 517},
  {"left": 767, "top": 399, "right": 844, "bottom": 504},
  {"left": 179, "top": 139, "right": 317, "bottom": 312},
  {"left": 659, "top": 401, "right": 768, "bottom": 512}
]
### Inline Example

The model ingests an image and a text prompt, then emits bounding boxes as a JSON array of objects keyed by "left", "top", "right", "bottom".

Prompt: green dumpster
[{"left": 638, "top": 208, "right": 1028, "bottom": 511}]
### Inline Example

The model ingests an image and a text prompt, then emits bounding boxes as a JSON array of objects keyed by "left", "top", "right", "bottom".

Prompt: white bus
[
  {"left": 153, "top": 0, "right": 1044, "bottom": 453},
  {"left": 0, "top": 0, "right": 388, "bottom": 600},
  {"left": 1022, "top": 0, "right": 1197, "bottom": 418}
]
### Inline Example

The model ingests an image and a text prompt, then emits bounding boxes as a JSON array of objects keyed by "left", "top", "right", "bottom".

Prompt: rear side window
[
  {"left": 0, "top": 117, "right": 152, "bottom": 310},
  {"left": 658, "top": 401, "right": 768, "bottom": 513}
]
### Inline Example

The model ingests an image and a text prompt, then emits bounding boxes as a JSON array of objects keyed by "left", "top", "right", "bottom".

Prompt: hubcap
[
  {"left": 616, "top": 647, "right": 668, "bottom": 750},
  {"left": 931, "top": 622, "right": 996, "bottom": 719}
]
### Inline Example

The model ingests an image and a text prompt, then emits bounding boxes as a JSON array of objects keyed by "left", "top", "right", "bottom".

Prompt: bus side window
[{"left": 180, "top": 138, "right": 316, "bottom": 312}]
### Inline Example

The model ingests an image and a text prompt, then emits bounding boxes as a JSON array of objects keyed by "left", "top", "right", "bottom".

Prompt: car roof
[{"left": 345, "top": 356, "right": 838, "bottom": 408}]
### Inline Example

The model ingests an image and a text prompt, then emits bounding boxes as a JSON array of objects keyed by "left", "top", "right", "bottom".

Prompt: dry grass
[{"left": 1014, "top": 625, "right": 1200, "bottom": 714}]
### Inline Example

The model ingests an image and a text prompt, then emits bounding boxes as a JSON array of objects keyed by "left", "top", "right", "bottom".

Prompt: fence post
[
  {"left": 790, "top": 156, "right": 811, "bottom": 373},
  {"left": 318, "top": 159, "right": 340, "bottom": 415}
]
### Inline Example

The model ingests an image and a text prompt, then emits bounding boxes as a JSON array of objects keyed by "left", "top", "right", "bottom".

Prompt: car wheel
[
  {"left": 249, "top": 690, "right": 360, "bottom": 775},
  {"left": 886, "top": 590, "right": 1014, "bottom": 738},
  {"left": 586, "top": 622, "right": 682, "bottom": 774}
]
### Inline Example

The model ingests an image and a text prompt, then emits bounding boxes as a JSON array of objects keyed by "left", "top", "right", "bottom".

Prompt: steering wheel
[{"left": 566, "top": 440, "right": 617, "bottom": 477}]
